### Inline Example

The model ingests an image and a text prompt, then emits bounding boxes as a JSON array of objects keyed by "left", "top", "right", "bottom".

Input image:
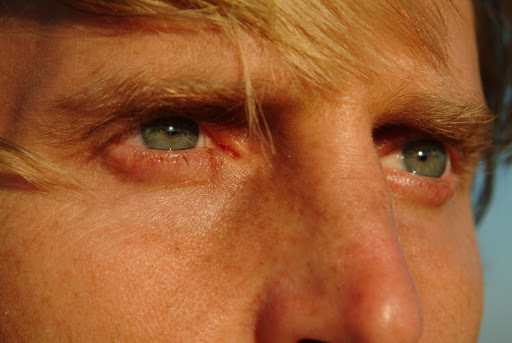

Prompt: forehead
[
  {"left": 0, "top": 0, "right": 480, "bottom": 122},
  {"left": 3, "top": 0, "right": 459, "bottom": 83}
]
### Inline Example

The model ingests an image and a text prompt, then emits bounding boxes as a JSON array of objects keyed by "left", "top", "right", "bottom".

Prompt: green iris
[
  {"left": 402, "top": 140, "right": 447, "bottom": 178},
  {"left": 141, "top": 117, "right": 200, "bottom": 150}
]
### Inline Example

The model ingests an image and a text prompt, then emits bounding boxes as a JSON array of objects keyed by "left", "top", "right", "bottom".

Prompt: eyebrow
[
  {"left": 51, "top": 74, "right": 249, "bottom": 128},
  {"left": 371, "top": 91, "right": 495, "bottom": 157},
  {"left": 44, "top": 75, "right": 253, "bottom": 148}
]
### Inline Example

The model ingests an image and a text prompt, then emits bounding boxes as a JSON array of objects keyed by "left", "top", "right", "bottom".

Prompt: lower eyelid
[
  {"left": 385, "top": 170, "right": 457, "bottom": 207},
  {"left": 101, "top": 143, "right": 223, "bottom": 184}
]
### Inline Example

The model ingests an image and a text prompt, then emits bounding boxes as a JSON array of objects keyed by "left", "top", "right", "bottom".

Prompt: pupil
[
  {"left": 417, "top": 153, "right": 428, "bottom": 162},
  {"left": 165, "top": 126, "right": 177, "bottom": 135}
]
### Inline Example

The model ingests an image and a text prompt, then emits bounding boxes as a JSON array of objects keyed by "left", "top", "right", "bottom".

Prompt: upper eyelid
[
  {"left": 89, "top": 103, "right": 247, "bottom": 140},
  {"left": 372, "top": 107, "right": 493, "bottom": 158}
]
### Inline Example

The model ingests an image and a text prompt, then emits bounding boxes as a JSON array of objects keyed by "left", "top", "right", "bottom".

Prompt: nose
[{"left": 254, "top": 115, "right": 423, "bottom": 343}]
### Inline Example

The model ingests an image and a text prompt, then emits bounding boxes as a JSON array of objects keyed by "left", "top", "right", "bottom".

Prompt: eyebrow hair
[
  {"left": 52, "top": 75, "right": 249, "bottom": 127},
  {"left": 371, "top": 90, "right": 495, "bottom": 161}
]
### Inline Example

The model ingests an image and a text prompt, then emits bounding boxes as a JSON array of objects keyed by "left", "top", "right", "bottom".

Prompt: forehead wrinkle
[
  {"left": 246, "top": 0, "right": 454, "bottom": 88},
  {"left": 37, "top": 0, "right": 456, "bottom": 91},
  {"left": 0, "top": 22, "right": 74, "bottom": 140}
]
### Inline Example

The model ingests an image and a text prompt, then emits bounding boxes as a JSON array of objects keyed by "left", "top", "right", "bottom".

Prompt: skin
[{"left": 0, "top": 0, "right": 485, "bottom": 342}]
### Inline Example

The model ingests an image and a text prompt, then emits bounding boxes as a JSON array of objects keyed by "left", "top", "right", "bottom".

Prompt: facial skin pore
[{"left": 0, "top": 0, "right": 487, "bottom": 342}]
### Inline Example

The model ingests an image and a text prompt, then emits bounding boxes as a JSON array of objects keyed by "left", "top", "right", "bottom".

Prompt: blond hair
[
  {"left": 60, "top": 0, "right": 451, "bottom": 85},
  {"left": 0, "top": 0, "right": 492, "bottom": 194}
]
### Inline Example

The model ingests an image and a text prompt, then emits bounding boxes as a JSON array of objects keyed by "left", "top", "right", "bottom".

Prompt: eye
[
  {"left": 140, "top": 117, "right": 200, "bottom": 150},
  {"left": 100, "top": 115, "right": 241, "bottom": 184},
  {"left": 381, "top": 139, "right": 450, "bottom": 178}
]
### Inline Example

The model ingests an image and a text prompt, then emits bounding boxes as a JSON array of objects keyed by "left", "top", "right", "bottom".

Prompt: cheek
[
  {"left": 0, "top": 176, "right": 276, "bottom": 341},
  {"left": 392, "top": 191, "right": 483, "bottom": 341}
]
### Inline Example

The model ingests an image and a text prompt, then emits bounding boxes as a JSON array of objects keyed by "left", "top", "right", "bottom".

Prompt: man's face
[{"left": 0, "top": 0, "right": 487, "bottom": 342}]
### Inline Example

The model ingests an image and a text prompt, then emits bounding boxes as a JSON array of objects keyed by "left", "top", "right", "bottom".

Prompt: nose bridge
[
  {"left": 254, "top": 114, "right": 423, "bottom": 342},
  {"left": 279, "top": 110, "right": 392, "bottom": 239}
]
